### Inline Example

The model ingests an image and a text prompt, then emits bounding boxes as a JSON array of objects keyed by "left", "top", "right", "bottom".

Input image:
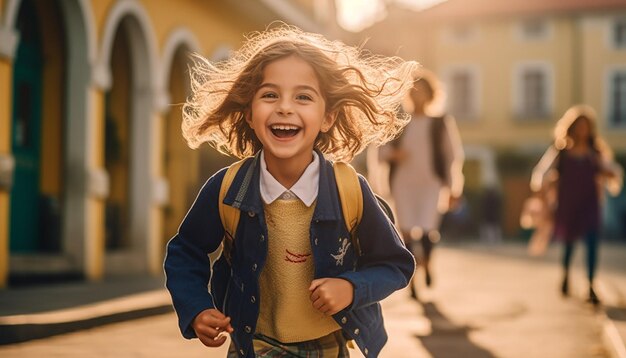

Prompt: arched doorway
[
  {"left": 162, "top": 47, "right": 198, "bottom": 246},
  {"left": 9, "top": 0, "right": 66, "bottom": 255},
  {"left": 97, "top": 2, "right": 158, "bottom": 274},
  {"left": 104, "top": 24, "right": 132, "bottom": 252}
]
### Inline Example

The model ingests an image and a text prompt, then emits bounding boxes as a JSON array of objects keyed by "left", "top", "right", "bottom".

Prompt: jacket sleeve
[
  {"left": 338, "top": 175, "right": 416, "bottom": 310},
  {"left": 164, "top": 168, "right": 227, "bottom": 339}
]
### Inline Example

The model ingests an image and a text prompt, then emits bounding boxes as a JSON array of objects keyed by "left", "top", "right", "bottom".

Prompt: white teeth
[{"left": 271, "top": 124, "right": 299, "bottom": 130}]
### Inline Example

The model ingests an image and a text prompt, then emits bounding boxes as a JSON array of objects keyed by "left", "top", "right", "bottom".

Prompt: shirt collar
[{"left": 259, "top": 150, "right": 319, "bottom": 207}]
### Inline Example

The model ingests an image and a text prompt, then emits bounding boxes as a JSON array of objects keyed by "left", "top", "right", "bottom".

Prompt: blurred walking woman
[
  {"left": 531, "top": 105, "right": 623, "bottom": 304},
  {"left": 379, "top": 69, "right": 464, "bottom": 298}
]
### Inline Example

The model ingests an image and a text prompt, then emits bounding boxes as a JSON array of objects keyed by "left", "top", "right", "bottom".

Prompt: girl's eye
[
  {"left": 296, "top": 94, "right": 313, "bottom": 101},
  {"left": 260, "top": 92, "right": 278, "bottom": 99}
]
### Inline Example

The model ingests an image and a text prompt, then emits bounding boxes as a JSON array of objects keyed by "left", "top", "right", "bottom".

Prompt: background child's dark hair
[
  {"left": 553, "top": 104, "right": 613, "bottom": 161},
  {"left": 182, "top": 24, "right": 418, "bottom": 162}
]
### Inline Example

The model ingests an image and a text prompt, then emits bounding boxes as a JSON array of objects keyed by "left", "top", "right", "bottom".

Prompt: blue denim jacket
[{"left": 164, "top": 151, "right": 415, "bottom": 357}]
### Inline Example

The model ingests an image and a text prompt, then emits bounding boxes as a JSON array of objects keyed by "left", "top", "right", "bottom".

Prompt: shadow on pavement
[{"left": 416, "top": 302, "right": 496, "bottom": 358}]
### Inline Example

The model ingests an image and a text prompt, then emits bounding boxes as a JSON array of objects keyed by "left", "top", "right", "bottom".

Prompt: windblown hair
[
  {"left": 182, "top": 24, "right": 419, "bottom": 162},
  {"left": 553, "top": 104, "right": 613, "bottom": 160}
]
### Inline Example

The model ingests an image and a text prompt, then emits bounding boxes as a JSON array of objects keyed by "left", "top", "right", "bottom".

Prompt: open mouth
[{"left": 270, "top": 124, "right": 301, "bottom": 138}]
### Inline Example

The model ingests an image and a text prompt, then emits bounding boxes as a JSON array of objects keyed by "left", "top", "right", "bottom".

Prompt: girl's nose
[{"left": 276, "top": 100, "right": 293, "bottom": 115}]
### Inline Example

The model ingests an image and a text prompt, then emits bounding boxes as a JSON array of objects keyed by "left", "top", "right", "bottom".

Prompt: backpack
[{"left": 217, "top": 157, "right": 395, "bottom": 262}]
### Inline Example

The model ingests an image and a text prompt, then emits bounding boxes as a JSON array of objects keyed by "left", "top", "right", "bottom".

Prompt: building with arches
[{"left": 0, "top": 0, "right": 336, "bottom": 287}]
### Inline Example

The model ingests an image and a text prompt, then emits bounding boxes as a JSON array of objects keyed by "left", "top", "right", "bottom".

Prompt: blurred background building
[
  {"left": 0, "top": 0, "right": 624, "bottom": 289},
  {"left": 0, "top": 0, "right": 339, "bottom": 288},
  {"left": 346, "top": 0, "right": 626, "bottom": 240}
]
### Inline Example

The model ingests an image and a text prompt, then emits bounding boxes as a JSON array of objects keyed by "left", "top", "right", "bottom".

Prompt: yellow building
[
  {"left": 347, "top": 0, "right": 626, "bottom": 237},
  {"left": 0, "top": 0, "right": 335, "bottom": 287}
]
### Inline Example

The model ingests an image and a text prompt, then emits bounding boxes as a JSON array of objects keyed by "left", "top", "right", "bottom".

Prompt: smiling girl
[{"left": 164, "top": 25, "right": 417, "bottom": 357}]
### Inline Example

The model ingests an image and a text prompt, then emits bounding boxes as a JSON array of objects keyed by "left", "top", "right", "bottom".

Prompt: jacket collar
[{"left": 222, "top": 149, "right": 341, "bottom": 222}]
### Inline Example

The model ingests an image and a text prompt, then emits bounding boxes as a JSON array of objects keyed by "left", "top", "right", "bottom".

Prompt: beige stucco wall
[
  {"left": 431, "top": 17, "right": 577, "bottom": 149},
  {"left": 581, "top": 13, "right": 626, "bottom": 151},
  {"left": 352, "top": 10, "right": 626, "bottom": 153}
]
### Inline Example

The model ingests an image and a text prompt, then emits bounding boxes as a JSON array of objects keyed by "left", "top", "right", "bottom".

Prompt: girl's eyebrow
[{"left": 258, "top": 83, "right": 320, "bottom": 96}]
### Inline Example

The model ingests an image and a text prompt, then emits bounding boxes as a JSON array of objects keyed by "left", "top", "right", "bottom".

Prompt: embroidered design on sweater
[
  {"left": 285, "top": 249, "right": 311, "bottom": 263},
  {"left": 331, "top": 238, "right": 351, "bottom": 266}
]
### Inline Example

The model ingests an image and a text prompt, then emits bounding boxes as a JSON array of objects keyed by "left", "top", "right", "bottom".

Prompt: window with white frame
[
  {"left": 613, "top": 18, "right": 626, "bottom": 48},
  {"left": 609, "top": 71, "right": 626, "bottom": 126},
  {"left": 444, "top": 67, "right": 480, "bottom": 119},
  {"left": 514, "top": 63, "right": 553, "bottom": 119},
  {"left": 523, "top": 70, "right": 546, "bottom": 115}
]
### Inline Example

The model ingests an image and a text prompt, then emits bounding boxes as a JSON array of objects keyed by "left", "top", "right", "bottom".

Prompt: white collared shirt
[{"left": 260, "top": 151, "right": 319, "bottom": 207}]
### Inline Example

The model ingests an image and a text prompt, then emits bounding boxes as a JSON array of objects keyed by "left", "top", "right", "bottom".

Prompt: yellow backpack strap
[
  {"left": 218, "top": 158, "right": 248, "bottom": 262},
  {"left": 333, "top": 161, "right": 363, "bottom": 256}
]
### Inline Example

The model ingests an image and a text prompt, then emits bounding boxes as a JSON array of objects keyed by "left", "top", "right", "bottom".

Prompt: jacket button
[
  {"left": 354, "top": 328, "right": 360, "bottom": 335},
  {"left": 341, "top": 316, "right": 347, "bottom": 324},
  {"left": 245, "top": 326, "right": 252, "bottom": 333},
  {"left": 252, "top": 263, "right": 257, "bottom": 271},
  {"left": 251, "top": 296, "right": 256, "bottom": 303},
  {"left": 364, "top": 348, "right": 369, "bottom": 355},
  {"left": 260, "top": 234, "right": 265, "bottom": 242},
  {"left": 239, "top": 348, "right": 245, "bottom": 355},
  {"left": 314, "top": 238, "right": 318, "bottom": 245},
  {"left": 248, "top": 211, "right": 255, "bottom": 217}
]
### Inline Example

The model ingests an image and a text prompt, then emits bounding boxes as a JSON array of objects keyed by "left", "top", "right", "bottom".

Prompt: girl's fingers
[
  {"left": 309, "top": 278, "right": 327, "bottom": 292},
  {"left": 216, "top": 324, "right": 234, "bottom": 334},
  {"left": 203, "top": 315, "right": 231, "bottom": 329},
  {"left": 313, "top": 298, "right": 334, "bottom": 315},
  {"left": 197, "top": 333, "right": 228, "bottom": 348},
  {"left": 315, "top": 302, "right": 327, "bottom": 312},
  {"left": 311, "top": 296, "right": 324, "bottom": 310},
  {"left": 310, "top": 291, "right": 319, "bottom": 302},
  {"left": 195, "top": 325, "right": 221, "bottom": 339}
]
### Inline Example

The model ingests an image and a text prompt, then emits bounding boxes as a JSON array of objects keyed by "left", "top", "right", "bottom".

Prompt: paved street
[{"left": 0, "top": 242, "right": 623, "bottom": 357}]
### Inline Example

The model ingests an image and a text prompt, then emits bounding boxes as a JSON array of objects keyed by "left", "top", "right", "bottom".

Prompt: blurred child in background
[{"left": 531, "top": 105, "right": 623, "bottom": 305}]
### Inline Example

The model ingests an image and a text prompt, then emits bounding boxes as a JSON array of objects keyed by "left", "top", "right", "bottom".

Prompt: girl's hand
[
  {"left": 309, "top": 278, "right": 354, "bottom": 315},
  {"left": 191, "top": 309, "right": 234, "bottom": 347}
]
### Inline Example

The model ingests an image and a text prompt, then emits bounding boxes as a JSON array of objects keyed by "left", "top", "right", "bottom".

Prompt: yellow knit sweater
[{"left": 256, "top": 199, "right": 340, "bottom": 342}]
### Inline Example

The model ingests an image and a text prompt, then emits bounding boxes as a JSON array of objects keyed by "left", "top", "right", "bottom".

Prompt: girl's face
[
  {"left": 247, "top": 55, "right": 334, "bottom": 167},
  {"left": 570, "top": 116, "right": 591, "bottom": 143}
]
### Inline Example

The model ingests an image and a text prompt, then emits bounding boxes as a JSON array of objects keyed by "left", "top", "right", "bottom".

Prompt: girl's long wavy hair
[
  {"left": 553, "top": 104, "right": 613, "bottom": 161},
  {"left": 182, "top": 24, "right": 419, "bottom": 162}
]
